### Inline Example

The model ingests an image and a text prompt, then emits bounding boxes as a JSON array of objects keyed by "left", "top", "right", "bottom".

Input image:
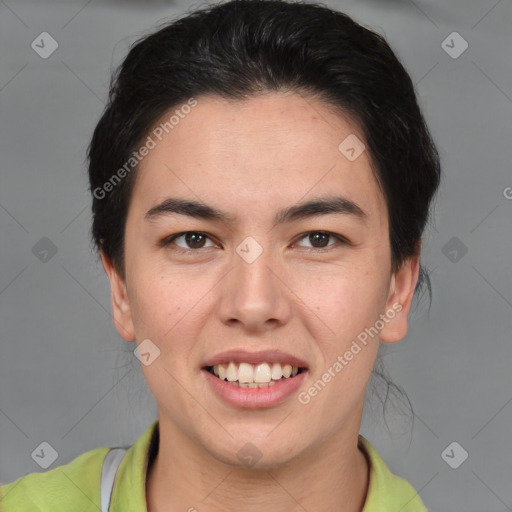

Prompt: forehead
[{"left": 129, "top": 92, "right": 387, "bottom": 231}]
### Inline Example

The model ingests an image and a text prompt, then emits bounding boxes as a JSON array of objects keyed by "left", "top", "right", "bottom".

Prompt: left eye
[{"left": 294, "top": 231, "right": 346, "bottom": 250}]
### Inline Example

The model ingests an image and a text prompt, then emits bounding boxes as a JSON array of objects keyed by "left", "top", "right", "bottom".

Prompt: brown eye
[
  {"left": 183, "top": 232, "right": 207, "bottom": 249},
  {"left": 309, "top": 232, "right": 330, "bottom": 248},
  {"left": 295, "top": 231, "right": 348, "bottom": 250},
  {"left": 163, "top": 231, "right": 216, "bottom": 251}
]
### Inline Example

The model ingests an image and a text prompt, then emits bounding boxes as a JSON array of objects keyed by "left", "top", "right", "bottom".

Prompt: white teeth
[
  {"left": 238, "top": 362, "right": 254, "bottom": 383},
  {"left": 226, "top": 362, "right": 238, "bottom": 382},
  {"left": 271, "top": 363, "right": 283, "bottom": 380},
  {"left": 211, "top": 362, "right": 301, "bottom": 384},
  {"left": 254, "top": 363, "right": 271, "bottom": 383}
]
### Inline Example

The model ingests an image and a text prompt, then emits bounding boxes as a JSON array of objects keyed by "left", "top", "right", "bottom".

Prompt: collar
[{"left": 109, "top": 421, "right": 424, "bottom": 512}]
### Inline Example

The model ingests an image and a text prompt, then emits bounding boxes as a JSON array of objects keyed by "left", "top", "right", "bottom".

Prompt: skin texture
[{"left": 101, "top": 91, "right": 420, "bottom": 512}]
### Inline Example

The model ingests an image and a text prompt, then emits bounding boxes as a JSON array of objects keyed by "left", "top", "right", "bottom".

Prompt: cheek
[
  {"left": 128, "top": 262, "right": 213, "bottom": 355},
  {"left": 290, "top": 263, "right": 386, "bottom": 346},
  {"left": 126, "top": 260, "right": 178, "bottom": 339},
  {"left": 130, "top": 273, "right": 199, "bottom": 395},
  {"left": 294, "top": 267, "right": 384, "bottom": 417}
]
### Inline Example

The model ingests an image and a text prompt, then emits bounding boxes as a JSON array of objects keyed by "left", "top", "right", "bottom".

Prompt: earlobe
[
  {"left": 100, "top": 251, "right": 136, "bottom": 342},
  {"left": 379, "top": 247, "right": 421, "bottom": 344}
]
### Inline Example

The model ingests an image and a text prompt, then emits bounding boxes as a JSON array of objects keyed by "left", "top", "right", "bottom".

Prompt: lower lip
[{"left": 202, "top": 369, "right": 307, "bottom": 409}]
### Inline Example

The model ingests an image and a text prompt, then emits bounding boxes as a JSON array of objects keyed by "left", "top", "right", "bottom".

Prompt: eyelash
[{"left": 160, "top": 230, "right": 350, "bottom": 254}]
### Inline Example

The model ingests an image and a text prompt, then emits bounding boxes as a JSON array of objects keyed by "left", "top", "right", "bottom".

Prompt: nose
[{"left": 216, "top": 238, "right": 292, "bottom": 333}]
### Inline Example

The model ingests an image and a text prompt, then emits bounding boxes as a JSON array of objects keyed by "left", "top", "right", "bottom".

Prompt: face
[{"left": 102, "top": 91, "right": 419, "bottom": 468}]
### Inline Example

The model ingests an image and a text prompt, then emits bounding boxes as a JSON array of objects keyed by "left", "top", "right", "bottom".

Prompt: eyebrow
[{"left": 145, "top": 195, "right": 368, "bottom": 226}]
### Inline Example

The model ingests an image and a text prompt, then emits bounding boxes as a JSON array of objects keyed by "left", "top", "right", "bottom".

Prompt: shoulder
[
  {"left": 0, "top": 446, "right": 109, "bottom": 512},
  {"left": 358, "top": 435, "right": 428, "bottom": 512}
]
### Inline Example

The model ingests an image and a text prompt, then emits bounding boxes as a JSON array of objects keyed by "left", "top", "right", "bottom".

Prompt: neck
[{"left": 146, "top": 409, "right": 369, "bottom": 512}]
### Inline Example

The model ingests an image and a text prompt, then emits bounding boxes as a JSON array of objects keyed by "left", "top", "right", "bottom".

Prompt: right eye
[{"left": 161, "top": 231, "right": 219, "bottom": 252}]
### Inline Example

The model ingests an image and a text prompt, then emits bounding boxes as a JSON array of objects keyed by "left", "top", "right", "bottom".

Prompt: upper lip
[{"left": 202, "top": 349, "right": 309, "bottom": 369}]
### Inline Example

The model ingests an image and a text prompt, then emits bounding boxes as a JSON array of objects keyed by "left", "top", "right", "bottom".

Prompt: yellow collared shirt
[{"left": 1, "top": 421, "right": 427, "bottom": 511}]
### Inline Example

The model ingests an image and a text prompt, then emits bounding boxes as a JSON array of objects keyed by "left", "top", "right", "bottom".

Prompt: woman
[{"left": 0, "top": 0, "right": 440, "bottom": 510}]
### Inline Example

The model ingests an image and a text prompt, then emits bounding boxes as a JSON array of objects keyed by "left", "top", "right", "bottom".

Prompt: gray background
[{"left": 1, "top": 0, "right": 511, "bottom": 510}]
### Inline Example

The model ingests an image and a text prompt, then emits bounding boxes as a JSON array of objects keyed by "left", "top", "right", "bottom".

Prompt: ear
[
  {"left": 379, "top": 241, "right": 421, "bottom": 344},
  {"left": 100, "top": 250, "right": 136, "bottom": 341}
]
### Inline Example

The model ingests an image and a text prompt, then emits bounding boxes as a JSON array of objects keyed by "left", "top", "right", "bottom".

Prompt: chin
[{"left": 204, "top": 434, "right": 304, "bottom": 470}]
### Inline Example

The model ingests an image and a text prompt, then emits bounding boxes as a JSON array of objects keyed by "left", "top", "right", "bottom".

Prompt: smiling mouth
[{"left": 203, "top": 362, "right": 307, "bottom": 388}]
